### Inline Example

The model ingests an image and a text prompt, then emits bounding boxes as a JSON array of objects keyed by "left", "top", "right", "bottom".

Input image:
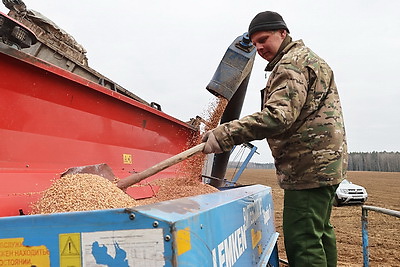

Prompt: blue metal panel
[
  {"left": 0, "top": 185, "right": 278, "bottom": 267},
  {"left": 0, "top": 209, "right": 173, "bottom": 266},
  {"left": 135, "top": 184, "right": 278, "bottom": 266}
]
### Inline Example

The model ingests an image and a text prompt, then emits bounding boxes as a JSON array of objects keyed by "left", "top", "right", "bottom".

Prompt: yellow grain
[{"left": 31, "top": 173, "right": 137, "bottom": 214}]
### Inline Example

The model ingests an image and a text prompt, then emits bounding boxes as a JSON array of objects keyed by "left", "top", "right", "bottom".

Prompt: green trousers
[{"left": 283, "top": 185, "right": 339, "bottom": 267}]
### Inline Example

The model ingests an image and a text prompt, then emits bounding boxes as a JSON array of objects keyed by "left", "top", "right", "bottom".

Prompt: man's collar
[{"left": 265, "top": 35, "right": 294, "bottom": 71}]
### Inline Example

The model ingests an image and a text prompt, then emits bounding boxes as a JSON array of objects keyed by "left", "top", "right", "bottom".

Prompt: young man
[{"left": 202, "top": 11, "right": 348, "bottom": 267}]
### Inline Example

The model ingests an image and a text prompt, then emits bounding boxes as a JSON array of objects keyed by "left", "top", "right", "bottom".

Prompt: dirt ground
[{"left": 226, "top": 169, "right": 400, "bottom": 266}]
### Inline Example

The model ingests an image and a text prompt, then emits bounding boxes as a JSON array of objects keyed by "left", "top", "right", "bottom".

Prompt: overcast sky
[{"left": 2, "top": 0, "right": 399, "bottom": 163}]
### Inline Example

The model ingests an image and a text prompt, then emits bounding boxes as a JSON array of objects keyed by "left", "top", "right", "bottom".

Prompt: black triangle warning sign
[{"left": 61, "top": 236, "right": 80, "bottom": 256}]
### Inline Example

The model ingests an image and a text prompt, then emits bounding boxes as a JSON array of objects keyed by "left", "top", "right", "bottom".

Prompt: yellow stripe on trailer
[{"left": 176, "top": 227, "right": 191, "bottom": 256}]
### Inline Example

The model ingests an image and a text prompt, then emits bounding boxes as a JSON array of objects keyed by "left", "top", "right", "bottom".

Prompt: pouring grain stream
[{"left": 177, "top": 96, "right": 228, "bottom": 182}]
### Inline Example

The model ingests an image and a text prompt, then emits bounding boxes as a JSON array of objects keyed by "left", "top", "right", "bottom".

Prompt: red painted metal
[{"left": 0, "top": 43, "right": 199, "bottom": 217}]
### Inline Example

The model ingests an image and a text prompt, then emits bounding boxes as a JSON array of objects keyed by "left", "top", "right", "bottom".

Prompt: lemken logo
[
  {"left": 211, "top": 198, "right": 270, "bottom": 267},
  {"left": 211, "top": 225, "right": 247, "bottom": 267}
]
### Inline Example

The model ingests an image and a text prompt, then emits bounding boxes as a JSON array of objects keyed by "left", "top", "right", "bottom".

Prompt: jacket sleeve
[{"left": 213, "top": 63, "right": 308, "bottom": 152}]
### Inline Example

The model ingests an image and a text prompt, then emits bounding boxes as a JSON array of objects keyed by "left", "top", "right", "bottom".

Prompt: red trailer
[
  {"left": 0, "top": 7, "right": 256, "bottom": 218},
  {"left": 0, "top": 11, "right": 199, "bottom": 217}
]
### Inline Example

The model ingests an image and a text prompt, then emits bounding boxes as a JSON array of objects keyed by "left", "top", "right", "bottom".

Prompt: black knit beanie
[{"left": 248, "top": 11, "right": 290, "bottom": 38}]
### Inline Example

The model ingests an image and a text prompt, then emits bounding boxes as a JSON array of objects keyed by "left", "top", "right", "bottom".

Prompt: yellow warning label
[
  {"left": 0, "top": 237, "right": 50, "bottom": 267},
  {"left": 251, "top": 228, "right": 262, "bottom": 249},
  {"left": 59, "top": 233, "right": 81, "bottom": 267},
  {"left": 123, "top": 153, "right": 132, "bottom": 164},
  {"left": 176, "top": 227, "right": 191, "bottom": 256}
]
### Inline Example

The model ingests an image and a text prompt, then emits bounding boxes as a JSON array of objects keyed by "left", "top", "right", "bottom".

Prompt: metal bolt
[
  {"left": 242, "top": 33, "right": 251, "bottom": 44},
  {"left": 129, "top": 213, "right": 135, "bottom": 220},
  {"left": 239, "top": 32, "right": 252, "bottom": 48},
  {"left": 165, "top": 235, "right": 171, "bottom": 242},
  {"left": 153, "top": 221, "right": 159, "bottom": 228}
]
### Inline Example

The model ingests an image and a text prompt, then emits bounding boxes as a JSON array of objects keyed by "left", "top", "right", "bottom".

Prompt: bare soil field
[{"left": 226, "top": 169, "right": 400, "bottom": 266}]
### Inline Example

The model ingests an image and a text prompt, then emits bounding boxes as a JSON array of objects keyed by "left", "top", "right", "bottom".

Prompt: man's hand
[{"left": 202, "top": 130, "right": 223, "bottom": 154}]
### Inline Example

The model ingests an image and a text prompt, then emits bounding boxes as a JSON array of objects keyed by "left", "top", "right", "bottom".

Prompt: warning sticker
[
  {"left": 123, "top": 154, "right": 132, "bottom": 164},
  {"left": 81, "top": 229, "right": 165, "bottom": 267},
  {"left": 59, "top": 233, "right": 81, "bottom": 267},
  {"left": 0, "top": 238, "right": 50, "bottom": 267}
]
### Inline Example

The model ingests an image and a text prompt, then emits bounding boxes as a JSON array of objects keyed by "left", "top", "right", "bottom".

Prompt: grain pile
[
  {"left": 136, "top": 177, "right": 219, "bottom": 206},
  {"left": 30, "top": 174, "right": 137, "bottom": 214}
]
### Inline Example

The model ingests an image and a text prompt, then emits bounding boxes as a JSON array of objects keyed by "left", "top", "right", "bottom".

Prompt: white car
[{"left": 334, "top": 179, "right": 368, "bottom": 206}]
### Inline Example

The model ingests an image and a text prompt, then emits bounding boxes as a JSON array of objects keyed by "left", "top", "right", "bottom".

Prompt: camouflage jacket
[{"left": 213, "top": 39, "right": 348, "bottom": 190}]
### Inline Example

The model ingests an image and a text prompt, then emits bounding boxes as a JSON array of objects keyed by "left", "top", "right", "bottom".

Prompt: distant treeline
[
  {"left": 228, "top": 161, "right": 275, "bottom": 169},
  {"left": 229, "top": 151, "right": 400, "bottom": 172},
  {"left": 348, "top": 151, "right": 400, "bottom": 172}
]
